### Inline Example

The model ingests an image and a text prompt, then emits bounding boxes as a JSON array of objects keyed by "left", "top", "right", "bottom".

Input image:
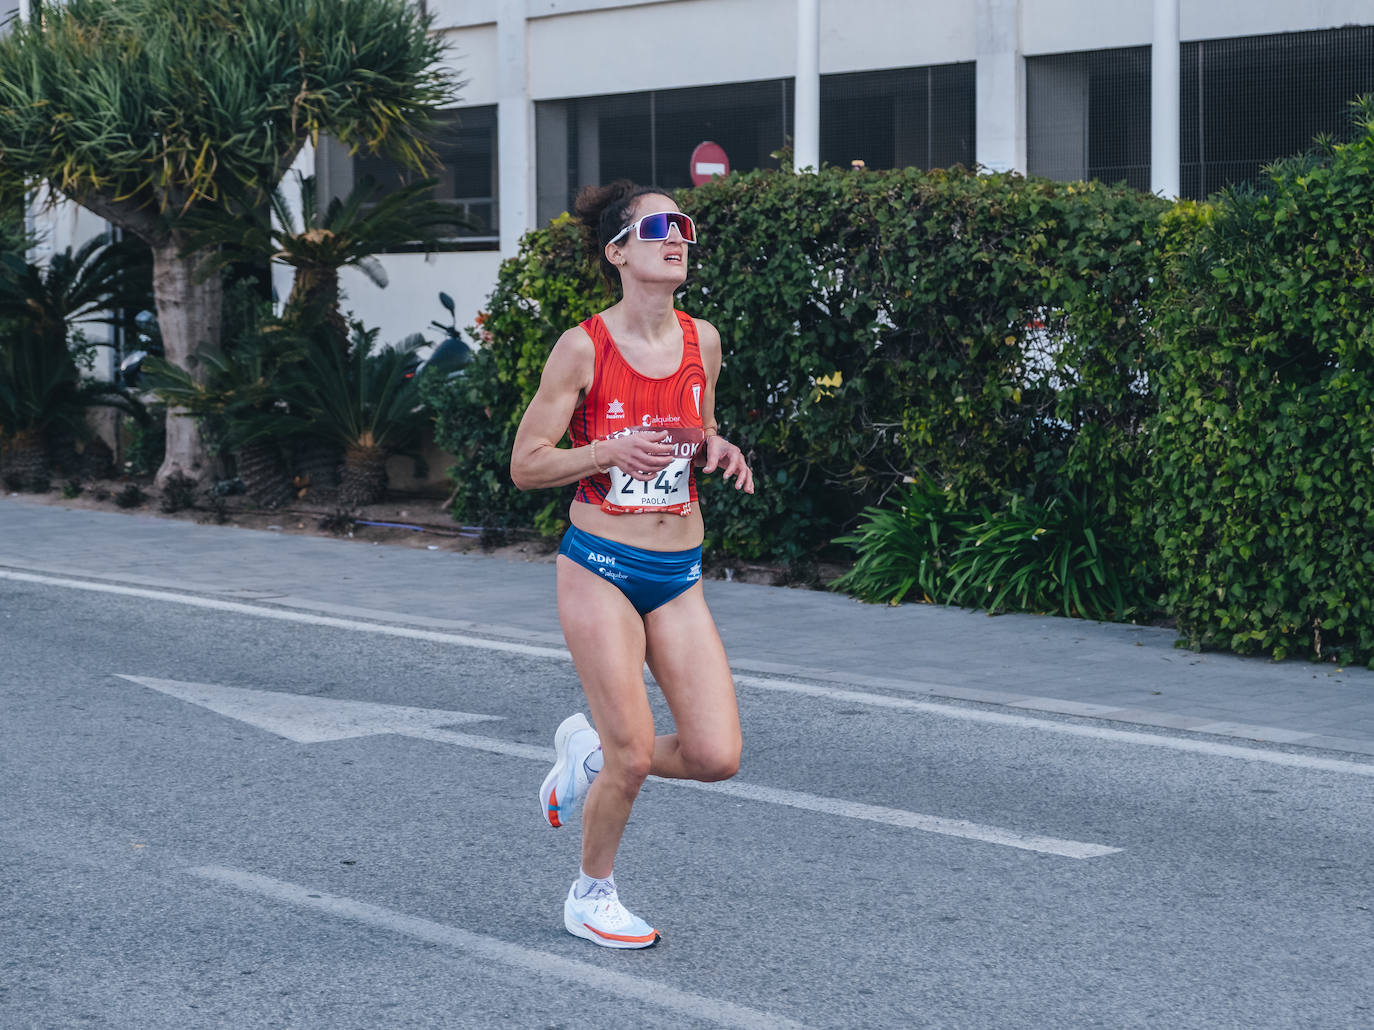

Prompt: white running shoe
[
  {"left": 563, "top": 882, "right": 660, "bottom": 949},
  {"left": 540, "top": 713, "right": 600, "bottom": 828}
]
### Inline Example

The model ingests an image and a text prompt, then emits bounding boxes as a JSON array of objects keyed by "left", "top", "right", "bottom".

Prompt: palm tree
[
  {"left": 180, "top": 171, "right": 468, "bottom": 490},
  {"left": 0, "top": 236, "right": 150, "bottom": 487},
  {"left": 185, "top": 173, "right": 471, "bottom": 354},
  {"left": 0, "top": 236, "right": 152, "bottom": 346},
  {"left": 0, "top": 0, "right": 459, "bottom": 486},
  {"left": 142, "top": 327, "right": 308, "bottom": 509},
  {"left": 285, "top": 325, "right": 430, "bottom": 507}
]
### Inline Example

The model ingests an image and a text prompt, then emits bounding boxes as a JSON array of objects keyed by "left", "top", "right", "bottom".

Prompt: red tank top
[{"left": 570, "top": 310, "right": 708, "bottom": 509}]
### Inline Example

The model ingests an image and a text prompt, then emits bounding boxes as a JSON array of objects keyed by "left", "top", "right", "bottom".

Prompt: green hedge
[
  {"left": 1150, "top": 99, "right": 1374, "bottom": 665},
  {"left": 428, "top": 166, "right": 1176, "bottom": 570}
]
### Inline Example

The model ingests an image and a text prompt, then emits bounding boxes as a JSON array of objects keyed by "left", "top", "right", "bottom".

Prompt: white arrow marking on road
[
  {"left": 114, "top": 675, "right": 502, "bottom": 743},
  {"left": 119, "top": 675, "right": 1121, "bottom": 859}
]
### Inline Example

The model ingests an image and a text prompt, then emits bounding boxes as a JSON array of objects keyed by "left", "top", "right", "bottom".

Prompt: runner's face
[{"left": 608, "top": 195, "right": 690, "bottom": 286}]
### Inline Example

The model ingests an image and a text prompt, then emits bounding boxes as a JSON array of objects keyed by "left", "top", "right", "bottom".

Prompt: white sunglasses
[{"left": 609, "top": 211, "right": 698, "bottom": 245}]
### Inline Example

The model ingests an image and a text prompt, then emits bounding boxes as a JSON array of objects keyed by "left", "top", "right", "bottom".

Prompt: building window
[
  {"left": 821, "top": 63, "right": 975, "bottom": 172},
  {"left": 319, "top": 105, "right": 499, "bottom": 251},
  {"left": 1026, "top": 47, "right": 1151, "bottom": 192},
  {"left": 1181, "top": 26, "right": 1374, "bottom": 199},
  {"left": 536, "top": 79, "right": 792, "bottom": 225}
]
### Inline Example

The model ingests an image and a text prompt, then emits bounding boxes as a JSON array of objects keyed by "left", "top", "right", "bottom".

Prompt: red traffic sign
[{"left": 690, "top": 141, "right": 730, "bottom": 186}]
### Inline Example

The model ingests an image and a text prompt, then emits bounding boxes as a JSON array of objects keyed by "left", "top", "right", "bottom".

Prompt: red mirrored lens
[{"left": 637, "top": 212, "right": 696, "bottom": 243}]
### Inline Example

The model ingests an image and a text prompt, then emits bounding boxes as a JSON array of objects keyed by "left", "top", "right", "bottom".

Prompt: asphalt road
[{"left": 3, "top": 576, "right": 1373, "bottom": 1029}]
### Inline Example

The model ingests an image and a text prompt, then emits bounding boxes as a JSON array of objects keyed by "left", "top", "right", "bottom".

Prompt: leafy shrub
[
  {"left": 114, "top": 483, "right": 146, "bottom": 508},
  {"left": 158, "top": 470, "right": 198, "bottom": 513},
  {"left": 829, "top": 478, "right": 971, "bottom": 604},
  {"left": 317, "top": 509, "right": 354, "bottom": 535},
  {"left": 122, "top": 410, "right": 165, "bottom": 476},
  {"left": 1149, "top": 97, "right": 1374, "bottom": 665},
  {"left": 946, "top": 494, "right": 1145, "bottom": 621},
  {"left": 424, "top": 169, "right": 1178, "bottom": 566},
  {"left": 832, "top": 482, "right": 1147, "bottom": 620}
]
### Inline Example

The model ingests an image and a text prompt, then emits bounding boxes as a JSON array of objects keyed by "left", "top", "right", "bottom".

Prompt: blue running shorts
[{"left": 558, "top": 525, "right": 703, "bottom": 616}]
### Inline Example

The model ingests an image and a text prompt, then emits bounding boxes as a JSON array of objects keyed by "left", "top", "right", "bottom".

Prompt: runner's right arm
[{"left": 510, "top": 327, "right": 676, "bottom": 491}]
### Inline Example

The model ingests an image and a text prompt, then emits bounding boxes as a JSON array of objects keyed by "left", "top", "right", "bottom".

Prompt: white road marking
[
  {"left": 118, "top": 676, "right": 1121, "bottom": 858},
  {"left": 405, "top": 728, "right": 1120, "bottom": 859},
  {"left": 189, "top": 865, "right": 807, "bottom": 1030},
  {"left": 115, "top": 675, "right": 501, "bottom": 742},
  {"left": 9, "top": 569, "right": 1372, "bottom": 777},
  {"left": 0, "top": 570, "right": 568, "bottom": 661},
  {"left": 731, "top": 675, "right": 1374, "bottom": 779},
  {"left": 680, "top": 778, "right": 1120, "bottom": 859}
]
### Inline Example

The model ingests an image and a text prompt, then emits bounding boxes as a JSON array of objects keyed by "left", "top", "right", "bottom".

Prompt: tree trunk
[
  {"left": 338, "top": 443, "right": 388, "bottom": 507},
  {"left": 150, "top": 236, "right": 223, "bottom": 488},
  {"left": 3, "top": 429, "right": 50, "bottom": 491},
  {"left": 293, "top": 438, "right": 343, "bottom": 497},
  {"left": 286, "top": 265, "right": 348, "bottom": 356},
  {"left": 234, "top": 439, "right": 295, "bottom": 509}
]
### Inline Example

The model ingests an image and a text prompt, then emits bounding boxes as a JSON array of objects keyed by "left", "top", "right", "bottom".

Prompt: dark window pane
[
  {"left": 353, "top": 106, "right": 498, "bottom": 247},
  {"left": 1181, "top": 26, "right": 1374, "bottom": 199},
  {"left": 821, "top": 63, "right": 975, "bottom": 171},
  {"left": 1027, "top": 47, "right": 1151, "bottom": 191},
  {"left": 654, "top": 79, "right": 790, "bottom": 188},
  {"left": 539, "top": 79, "right": 790, "bottom": 220}
]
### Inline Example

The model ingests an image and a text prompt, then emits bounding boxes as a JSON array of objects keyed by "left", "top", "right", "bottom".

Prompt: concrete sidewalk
[{"left": 4, "top": 495, "right": 1374, "bottom": 757}]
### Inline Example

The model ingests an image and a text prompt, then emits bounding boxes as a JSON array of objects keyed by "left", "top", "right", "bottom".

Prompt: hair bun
[{"left": 572, "top": 180, "right": 672, "bottom": 290}]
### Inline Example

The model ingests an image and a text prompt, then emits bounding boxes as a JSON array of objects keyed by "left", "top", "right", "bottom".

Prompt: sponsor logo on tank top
[
  {"left": 640, "top": 413, "right": 682, "bottom": 427},
  {"left": 692, "top": 384, "right": 702, "bottom": 416},
  {"left": 606, "top": 399, "right": 625, "bottom": 419}
]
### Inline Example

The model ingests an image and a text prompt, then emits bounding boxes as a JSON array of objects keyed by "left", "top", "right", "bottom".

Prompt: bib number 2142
[
  {"left": 608, "top": 459, "right": 692, "bottom": 509},
  {"left": 600, "top": 425, "right": 704, "bottom": 515}
]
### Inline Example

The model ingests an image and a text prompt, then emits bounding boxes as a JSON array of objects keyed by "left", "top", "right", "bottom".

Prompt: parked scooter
[{"left": 404, "top": 292, "right": 473, "bottom": 380}]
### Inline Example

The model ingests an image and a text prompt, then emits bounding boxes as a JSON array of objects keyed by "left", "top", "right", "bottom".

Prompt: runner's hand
[
  {"left": 700, "top": 436, "right": 754, "bottom": 494},
  {"left": 602, "top": 431, "right": 675, "bottom": 482}
]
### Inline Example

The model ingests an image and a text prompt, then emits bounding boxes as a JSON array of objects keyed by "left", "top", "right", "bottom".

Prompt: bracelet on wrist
[
  {"left": 590, "top": 438, "right": 610, "bottom": 474},
  {"left": 703, "top": 422, "right": 719, "bottom": 438}
]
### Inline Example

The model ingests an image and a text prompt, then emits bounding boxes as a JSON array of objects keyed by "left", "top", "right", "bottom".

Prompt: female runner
[{"left": 510, "top": 180, "right": 754, "bottom": 949}]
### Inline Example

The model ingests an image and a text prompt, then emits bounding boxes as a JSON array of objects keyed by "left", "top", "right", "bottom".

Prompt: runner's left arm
[{"left": 693, "top": 319, "right": 754, "bottom": 494}]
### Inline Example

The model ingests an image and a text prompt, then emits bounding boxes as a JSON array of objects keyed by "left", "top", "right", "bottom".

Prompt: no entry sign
[{"left": 690, "top": 141, "right": 730, "bottom": 185}]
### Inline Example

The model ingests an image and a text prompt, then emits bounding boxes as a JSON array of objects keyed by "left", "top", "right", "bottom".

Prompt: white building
[{"left": 16, "top": 0, "right": 1374, "bottom": 352}]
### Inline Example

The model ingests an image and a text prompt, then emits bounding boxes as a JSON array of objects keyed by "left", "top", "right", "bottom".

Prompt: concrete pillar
[
  {"left": 975, "top": 0, "right": 1026, "bottom": 174},
  {"left": 794, "top": 0, "right": 820, "bottom": 172},
  {"left": 534, "top": 101, "right": 568, "bottom": 225},
  {"left": 576, "top": 103, "right": 601, "bottom": 189},
  {"left": 497, "top": 0, "right": 533, "bottom": 257},
  {"left": 1151, "top": 0, "right": 1181, "bottom": 197}
]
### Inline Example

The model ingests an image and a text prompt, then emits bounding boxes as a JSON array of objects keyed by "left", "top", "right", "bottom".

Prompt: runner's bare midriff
[{"left": 568, "top": 499, "right": 705, "bottom": 551}]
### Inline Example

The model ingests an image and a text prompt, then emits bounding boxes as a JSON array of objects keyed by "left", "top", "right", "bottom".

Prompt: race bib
[{"left": 601, "top": 426, "right": 705, "bottom": 515}]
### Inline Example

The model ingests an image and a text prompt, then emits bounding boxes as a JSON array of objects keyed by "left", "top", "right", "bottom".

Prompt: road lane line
[
  {"left": 682, "top": 779, "right": 1120, "bottom": 859},
  {"left": 11, "top": 568, "right": 1374, "bottom": 778},
  {"left": 406, "top": 728, "right": 1119, "bottom": 858},
  {"left": 189, "top": 865, "right": 807, "bottom": 1030},
  {"left": 731, "top": 674, "right": 1374, "bottom": 778},
  {"left": 0, "top": 569, "right": 569, "bottom": 660}
]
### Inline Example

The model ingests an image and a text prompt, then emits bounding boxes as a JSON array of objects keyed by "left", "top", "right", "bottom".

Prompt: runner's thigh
[
  {"left": 643, "top": 582, "right": 741, "bottom": 757},
  {"left": 556, "top": 556, "right": 656, "bottom": 765}
]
